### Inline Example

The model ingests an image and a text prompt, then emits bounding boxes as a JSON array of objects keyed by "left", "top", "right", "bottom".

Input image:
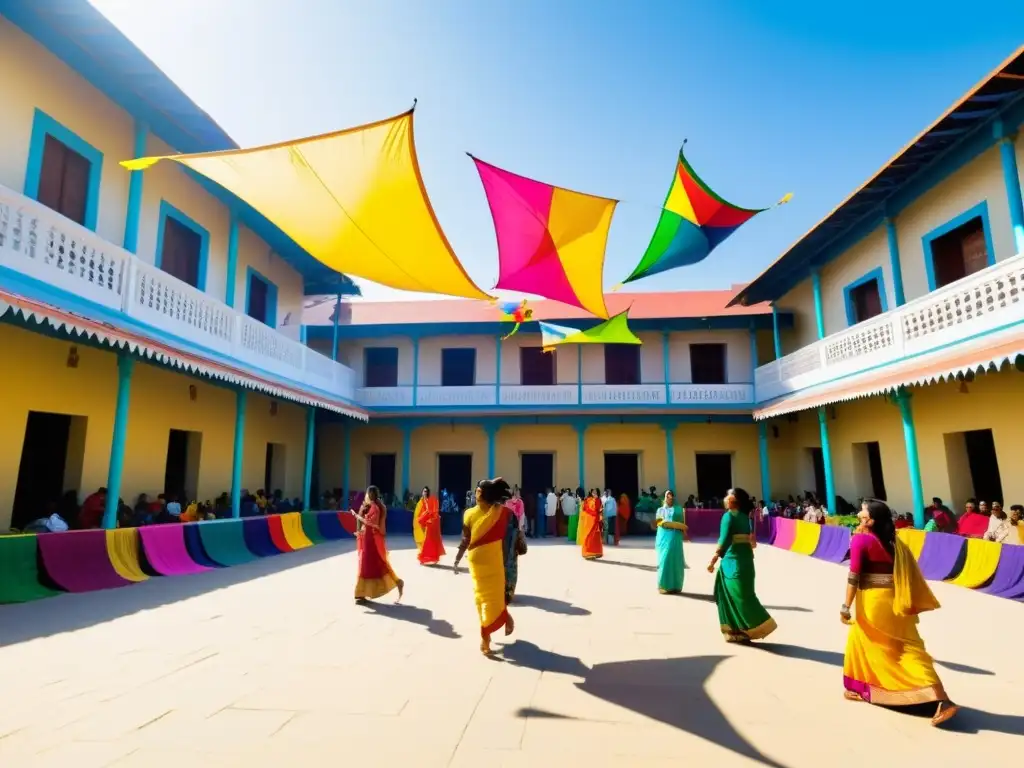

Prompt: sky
[{"left": 90, "top": 0, "right": 1024, "bottom": 303}]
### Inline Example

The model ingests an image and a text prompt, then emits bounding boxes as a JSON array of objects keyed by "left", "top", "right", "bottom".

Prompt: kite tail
[
  {"left": 775, "top": 192, "right": 793, "bottom": 207},
  {"left": 611, "top": 282, "right": 624, "bottom": 292},
  {"left": 501, "top": 322, "right": 521, "bottom": 341}
]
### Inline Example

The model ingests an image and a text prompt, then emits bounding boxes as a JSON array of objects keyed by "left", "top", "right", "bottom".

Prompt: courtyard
[{"left": 0, "top": 537, "right": 1020, "bottom": 767}]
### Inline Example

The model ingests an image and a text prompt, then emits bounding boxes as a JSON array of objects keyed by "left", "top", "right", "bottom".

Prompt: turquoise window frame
[
  {"left": 244, "top": 266, "right": 279, "bottom": 328},
  {"left": 24, "top": 108, "right": 104, "bottom": 232},
  {"left": 154, "top": 200, "right": 210, "bottom": 291},
  {"left": 842, "top": 266, "right": 889, "bottom": 327},
  {"left": 921, "top": 200, "right": 996, "bottom": 292}
]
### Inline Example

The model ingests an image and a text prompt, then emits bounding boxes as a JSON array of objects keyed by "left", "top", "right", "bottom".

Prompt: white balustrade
[
  {"left": 499, "top": 384, "right": 579, "bottom": 405},
  {"left": 670, "top": 383, "right": 753, "bottom": 404},
  {"left": 755, "top": 252, "right": 1024, "bottom": 403},
  {"left": 0, "top": 183, "right": 356, "bottom": 403},
  {"left": 356, "top": 386, "right": 414, "bottom": 407},
  {"left": 416, "top": 385, "right": 497, "bottom": 406},
  {"left": 581, "top": 384, "right": 667, "bottom": 405}
]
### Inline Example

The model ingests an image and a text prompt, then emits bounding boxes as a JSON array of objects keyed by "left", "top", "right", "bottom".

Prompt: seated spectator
[
  {"left": 894, "top": 513, "right": 913, "bottom": 529},
  {"left": 956, "top": 500, "right": 989, "bottom": 538},
  {"left": 1010, "top": 505, "right": 1024, "bottom": 545},
  {"left": 984, "top": 502, "right": 1012, "bottom": 543},
  {"left": 163, "top": 495, "right": 183, "bottom": 523},
  {"left": 78, "top": 487, "right": 107, "bottom": 529}
]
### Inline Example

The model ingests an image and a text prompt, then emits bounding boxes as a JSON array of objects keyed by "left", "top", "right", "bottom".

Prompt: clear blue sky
[{"left": 92, "top": 0, "right": 1024, "bottom": 302}]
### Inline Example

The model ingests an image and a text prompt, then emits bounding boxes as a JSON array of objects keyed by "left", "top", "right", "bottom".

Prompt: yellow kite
[{"left": 122, "top": 109, "right": 491, "bottom": 301}]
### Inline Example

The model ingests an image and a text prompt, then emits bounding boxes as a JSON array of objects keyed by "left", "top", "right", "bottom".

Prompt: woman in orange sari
[
  {"left": 579, "top": 488, "right": 604, "bottom": 560},
  {"left": 352, "top": 485, "right": 404, "bottom": 603},
  {"left": 415, "top": 486, "right": 444, "bottom": 565},
  {"left": 453, "top": 478, "right": 517, "bottom": 655},
  {"left": 617, "top": 493, "right": 631, "bottom": 543}
]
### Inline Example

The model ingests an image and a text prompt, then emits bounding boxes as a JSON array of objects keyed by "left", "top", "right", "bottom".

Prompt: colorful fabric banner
[
  {"left": 122, "top": 110, "right": 491, "bottom": 301},
  {"left": 471, "top": 156, "right": 616, "bottom": 318},
  {"left": 621, "top": 145, "right": 791, "bottom": 285},
  {"left": 539, "top": 310, "right": 641, "bottom": 351}
]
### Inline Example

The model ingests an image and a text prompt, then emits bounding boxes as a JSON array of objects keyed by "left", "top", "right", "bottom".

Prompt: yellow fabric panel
[
  {"left": 281, "top": 512, "right": 314, "bottom": 549},
  {"left": 946, "top": 538, "right": 1001, "bottom": 589},
  {"left": 790, "top": 520, "right": 822, "bottom": 555},
  {"left": 896, "top": 528, "right": 927, "bottom": 561},
  {"left": 548, "top": 187, "right": 616, "bottom": 318},
  {"left": 106, "top": 529, "right": 148, "bottom": 582},
  {"left": 664, "top": 175, "right": 698, "bottom": 224},
  {"left": 124, "top": 112, "right": 490, "bottom": 301}
]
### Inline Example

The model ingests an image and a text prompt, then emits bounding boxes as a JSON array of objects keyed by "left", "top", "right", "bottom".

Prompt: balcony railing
[
  {"left": 754, "top": 252, "right": 1024, "bottom": 404},
  {"left": 356, "top": 382, "right": 754, "bottom": 408},
  {"left": 0, "top": 184, "right": 355, "bottom": 401}
]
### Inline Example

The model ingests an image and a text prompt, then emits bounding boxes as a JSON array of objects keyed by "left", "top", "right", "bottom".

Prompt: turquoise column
[
  {"left": 749, "top": 324, "right": 759, "bottom": 401},
  {"left": 411, "top": 336, "right": 420, "bottom": 406},
  {"left": 811, "top": 269, "right": 825, "bottom": 340},
  {"left": 230, "top": 390, "right": 247, "bottom": 517},
  {"left": 758, "top": 421, "right": 771, "bottom": 503},
  {"left": 341, "top": 424, "right": 351, "bottom": 510},
  {"left": 102, "top": 352, "right": 134, "bottom": 529},
  {"left": 885, "top": 218, "right": 907, "bottom": 307},
  {"left": 331, "top": 294, "right": 341, "bottom": 361},
  {"left": 893, "top": 389, "right": 926, "bottom": 529},
  {"left": 661, "top": 331, "right": 671, "bottom": 404},
  {"left": 486, "top": 424, "right": 497, "bottom": 478},
  {"left": 495, "top": 336, "right": 502, "bottom": 406},
  {"left": 577, "top": 346, "right": 583, "bottom": 404},
  {"left": 771, "top": 305, "right": 782, "bottom": 358},
  {"left": 576, "top": 423, "right": 586, "bottom": 488},
  {"left": 302, "top": 406, "right": 316, "bottom": 511},
  {"left": 224, "top": 215, "right": 240, "bottom": 307},
  {"left": 817, "top": 407, "right": 836, "bottom": 515},
  {"left": 997, "top": 132, "right": 1024, "bottom": 255},
  {"left": 401, "top": 425, "right": 412, "bottom": 496},
  {"left": 300, "top": 325, "right": 308, "bottom": 345},
  {"left": 122, "top": 121, "right": 147, "bottom": 253},
  {"left": 663, "top": 423, "right": 676, "bottom": 491}
]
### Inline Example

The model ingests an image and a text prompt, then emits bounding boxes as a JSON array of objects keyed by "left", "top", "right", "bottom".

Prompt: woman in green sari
[
  {"left": 655, "top": 490, "right": 687, "bottom": 593},
  {"left": 708, "top": 487, "right": 777, "bottom": 643}
]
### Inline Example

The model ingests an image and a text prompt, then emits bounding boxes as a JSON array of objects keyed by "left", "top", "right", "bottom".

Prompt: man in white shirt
[
  {"left": 560, "top": 489, "right": 577, "bottom": 542},
  {"left": 602, "top": 489, "right": 618, "bottom": 545},
  {"left": 545, "top": 487, "right": 558, "bottom": 538}
]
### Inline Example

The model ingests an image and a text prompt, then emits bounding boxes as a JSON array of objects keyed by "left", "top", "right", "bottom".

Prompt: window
[
  {"left": 156, "top": 203, "right": 208, "bottom": 290},
  {"left": 689, "top": 343, "right": 727, "bottom": 384},
  {"left": 37, "top": 135, "right": 91, "bottom": 226},
  {"left": 604, "top": 344, "right": 640, "bottom": 385},
  {"left": 520, "top": 347, "right": 555, "bottom": 385},
  {"left": 245, "top": 269, "right": 278, "bottom": 328},
  {"left": 843, "top": 268, "right": 887, "bottom": 327},
  {"left": 364, "top": 347, "right": 398, "bottom": 387},
  {"left": 926, "top": 207, "right": 992, "bottom": 290},
  {"left": 441, "top": 348, "right": 476, "bottom": 386}
]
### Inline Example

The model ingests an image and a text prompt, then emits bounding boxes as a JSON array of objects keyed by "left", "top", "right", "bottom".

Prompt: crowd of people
[{"left": 921, "top": 497, "right": 1024, "bottom": 543}]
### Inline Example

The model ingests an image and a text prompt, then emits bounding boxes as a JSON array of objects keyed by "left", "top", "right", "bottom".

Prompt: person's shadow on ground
[
  {"left": 511, "top": 594, "right": 591, "bottom": 616},
  {"left": 361, "top": 602, "right": 460, "bottom": 639}
]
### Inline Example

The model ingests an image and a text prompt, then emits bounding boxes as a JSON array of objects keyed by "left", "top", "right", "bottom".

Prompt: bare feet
[
  {"left": 931, "top": 701, "right": 959, "bottom": 727},
  {"left": 480, "top": 638, "right": 492, "bottom": 655},
  {"left": 396, "top": 579, "right": 405, "bottom": 604},
  {"left": 843, "top": 691, "right": 864, "bottom": 702},
  {"left": 505, "top": 614, "right": 516, "bottom": 637}
]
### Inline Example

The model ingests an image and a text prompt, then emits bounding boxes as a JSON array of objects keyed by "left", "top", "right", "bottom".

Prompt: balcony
[
  {"left": 754, "top": 252, "right": 1024, "bottom": 404},
  {"left": 355, "top": 382, "right": 754, "bottom": 409},
  {"left": 0, "top": 184, "right": 356, "bottom": 404}
]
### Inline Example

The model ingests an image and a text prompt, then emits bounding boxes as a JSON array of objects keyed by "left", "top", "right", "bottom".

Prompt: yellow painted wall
[
  {"left": 817, "top": 227, "right": 892, "bottom": 337},
  {"left": 776, "top": 278, "right": 817, "bottom": 355},
  {"left": 0, "top": 324, "right": 308, "bottom": 529},
  {"left": 670, "top": 423, "right": 763, "bottom": 499}
]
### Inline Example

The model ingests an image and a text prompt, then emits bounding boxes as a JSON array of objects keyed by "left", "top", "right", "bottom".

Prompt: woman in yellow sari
[
  {"left": 453, "top": 478, "right": 517, "bottom": 655},
  {"left": 842, "top": 499, "right": 958, "bottom": 726}
]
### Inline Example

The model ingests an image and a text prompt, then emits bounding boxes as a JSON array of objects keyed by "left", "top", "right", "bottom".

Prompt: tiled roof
[{"left": 305, "top": 288, "right": 770, "bottom": 327}]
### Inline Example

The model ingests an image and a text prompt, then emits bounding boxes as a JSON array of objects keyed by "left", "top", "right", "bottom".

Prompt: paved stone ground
[{"left": 0, "top": 536, "right": 1021, "bottom": 767}]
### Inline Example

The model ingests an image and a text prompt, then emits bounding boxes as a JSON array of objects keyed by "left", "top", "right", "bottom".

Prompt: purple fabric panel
[
  {"left": 139, "top": 525, "right": 211, "bottom": 576},
  {"left": 680, "top": 509, "right": 726, "bottom": 539},
  {"left": 767, "top": 516, "right": 778, "bottom": 545},
  {"left": 979, "top": 544, "right": 1024, "bottom": 599},
  {"left": 915, "top": 532, "right": 966, "bottom": 581},
  {"left": 811, "top": 525, "right": 851, "bottom": 563},
  {"left": 36, "top": 530, "right": 131, "bottom": 593}
]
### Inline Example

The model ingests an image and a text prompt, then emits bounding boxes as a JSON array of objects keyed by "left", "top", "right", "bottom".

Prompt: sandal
[
  {"left": 931, "top": 701, "right": 959, "bottom": 727},
  {"left": 724, "top": 633, "right": 750, "bottom": 644},
  {"left": 843, "top": 691, "right": 864, "bottom": 702}
]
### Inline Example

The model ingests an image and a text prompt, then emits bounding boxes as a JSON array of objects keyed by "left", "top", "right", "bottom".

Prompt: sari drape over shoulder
[
  {"left": 416, "top": 496, "right": 444, "bottom": 565},
  {"left": 580, "top": 497, "right": 604, "bottom": 560},
  {"left": 355, "top": 502, "right": 401, "bottom": 600},
  {"left": 413, "top": 499, "right": 428, "bottom": 551},
  {"left": 464, "top": 504, "right": 511, "bottom": 639},
  {"left": 655, "top": 505, "right": 686, "bottom": 593},
  {"left": 843, "top": 533, "right": 948, "bottom": 706},
  {"left": 713, "top": 510, "right": 776, "bottom": 640}
]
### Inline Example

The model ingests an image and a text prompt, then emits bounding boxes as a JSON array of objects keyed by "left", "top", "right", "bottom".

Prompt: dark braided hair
[
  {"left": 863, "top": 498, "right": 896, "bottom": 557},
  {"left": 728, "top": 487, "right": 754, "bottom": 515},
  {"left": 478, "top": 477, "right": 513, "bottom": 506}
]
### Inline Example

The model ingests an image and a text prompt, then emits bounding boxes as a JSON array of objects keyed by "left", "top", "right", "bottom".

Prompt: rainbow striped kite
[
  {"left": 621, "top": 144, "right": 791, "bottom": 285},
  {"left": 472, "top": 155, "right": 616, "bottom": 319},
  {"left": 539, "top": 310, "right": 641, "bottom": 352}
]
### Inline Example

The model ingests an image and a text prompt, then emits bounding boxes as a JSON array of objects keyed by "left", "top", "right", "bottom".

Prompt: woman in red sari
[
  {"left": 580, "top": 488, "right": 604, "bottom": 560},
  {"left": 416, "top": 486, "right": 445, "bottom": 565},
  {"left": 617, "top": 493, "right": 632, "bottom": 543},
  {"left": 352, "top": 485, "right": 404, "bottom": 602}
]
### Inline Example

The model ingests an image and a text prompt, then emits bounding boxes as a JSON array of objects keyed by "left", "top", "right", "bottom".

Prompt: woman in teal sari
[
  {"left": 655, "top": 490, "right": 687, "bottom": 594},
  {"left": 708, "top": 487, "right": 777, "bottom": 643}
]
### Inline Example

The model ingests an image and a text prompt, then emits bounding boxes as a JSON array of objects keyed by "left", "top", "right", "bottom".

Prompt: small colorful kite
[
  {"left": 471, "top": 155, "right": 616, "bottom": 319},
  {"left": 539, "top": 310, "right": 641, "bottom": 352},
  {"left": 619, "top": 143, "right": 791, "bottom": 286},
  {"left": 498, "top": 299, "right": 534, "bottom": 340}
]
